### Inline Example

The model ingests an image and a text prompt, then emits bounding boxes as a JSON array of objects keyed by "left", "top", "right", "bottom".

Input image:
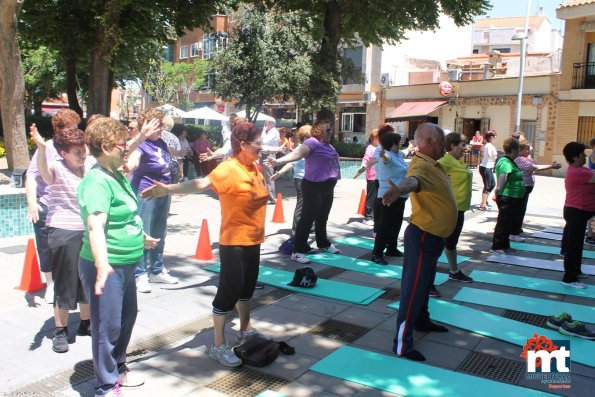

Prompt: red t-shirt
[{"left": 565, "top": 166, "right": 595, "bottom": 211}]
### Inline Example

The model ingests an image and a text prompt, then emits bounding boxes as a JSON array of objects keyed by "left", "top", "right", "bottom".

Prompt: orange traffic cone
[
  {"left": 357, "top": 189, "right": 366, "bottom": 216},
  {"left": 193, "top": 219, "right": 213, "bottom": 260},
  {"left": 15, "top": 239, "right": 45, "bottom": 292},
  {"left": 271, "top": 193, "right": 285, "bottom": 223}
]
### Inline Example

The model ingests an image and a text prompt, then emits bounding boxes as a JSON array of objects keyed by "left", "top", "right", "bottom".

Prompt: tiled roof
[
  {"left": 475, "top": 16, "right": 546, "bottom": 29},
  {"left": 559, "top": 0, "right": 595, "bottom": 8}
]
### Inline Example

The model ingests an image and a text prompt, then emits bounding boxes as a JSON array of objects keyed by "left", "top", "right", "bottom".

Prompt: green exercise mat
[
  {"left": 453, "top": 287, "right": 595, "bottom": 322},
  {"left": 305, "top": 252, "right": 449, "bottom": 286},
  {"left": 470, "top": 270, "right": 592, "bottom": 299},
  {"left": 511, "top": 241, "right": 595, "bottom": 260},
  {"left": 335, "top": 236, "right": 470, "bottom": 264},
  {"left": 204, "top": 264, "right": 384, "bottom": 305},
  {"left": 310, "top": 346, "right": 556, "bottom": 397},
  {"left": 387, "top": 300, "right": 595, "bottom": 368}
]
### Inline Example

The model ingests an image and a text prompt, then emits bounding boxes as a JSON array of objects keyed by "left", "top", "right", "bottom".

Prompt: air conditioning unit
[
  {"left": 363, "top": 92, "right": 376, "bottom": 103},
  {"left": 447, "top": 69, "right": 462, "bottom": 82},
  {"left": 380, "top": 73, "right": 390, "bottom": 87}
]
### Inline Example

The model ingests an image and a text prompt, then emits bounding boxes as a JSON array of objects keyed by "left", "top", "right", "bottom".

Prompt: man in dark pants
[{"left": 382, "top": 123, "right": 457, "bottom": 362}]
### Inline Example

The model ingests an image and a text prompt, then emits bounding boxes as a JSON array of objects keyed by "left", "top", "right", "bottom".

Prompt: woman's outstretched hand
[{"left": 141, "top": 180, "right": 169, "bottom": 199}]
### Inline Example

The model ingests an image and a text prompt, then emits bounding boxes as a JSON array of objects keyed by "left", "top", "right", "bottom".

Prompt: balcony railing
[{"left": 572, "top": 62, "right": 595, "bottom": 89}]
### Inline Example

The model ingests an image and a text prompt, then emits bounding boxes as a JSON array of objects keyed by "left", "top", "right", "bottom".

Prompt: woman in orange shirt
[{"left": 141, "top": 122, "right": 268, "bottom": 367}]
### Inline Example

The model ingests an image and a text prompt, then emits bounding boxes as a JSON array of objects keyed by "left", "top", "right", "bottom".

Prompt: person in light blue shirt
[{"left": 372, "top": 132, "right": 409, "bottom": 264}]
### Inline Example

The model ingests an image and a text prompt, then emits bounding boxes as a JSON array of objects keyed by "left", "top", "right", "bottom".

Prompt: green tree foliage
[
  {"left": 177, "top": 58, "right": 209, "bottom": 105},
  {"left": 210, "top": 6, "right": 313, "bottom": 122},
  {"left": 19, "top": 0, "right": 228, "bottom": 116},
  {"left": 143, "top": 57, "right": 183, "bottom": 106},
  {"left": 142, "top": 57, "right": 209, "bottom": 109},
  {"left": 252, "top": 0, "right": 491, "bottom": 116},
  {"left": 20, "top": 45, "right": 66, "bottom": 116}
]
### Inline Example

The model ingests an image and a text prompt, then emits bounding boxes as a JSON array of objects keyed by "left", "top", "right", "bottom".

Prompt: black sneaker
[
  {"left": 448, "top": 270, "right": 473, "bottom": 283},
  {"left": 546, "top": 312, "right": 572, "bottom": 330},
  {"left": 77, "top": 320, "right": 91, "bottom": 336},
  {"left": 385, "top": 249, "right": 404, "bottom": 257},
  {"left": 52, "top": 328, "right": 69, "bottom": 353},
  {"left": 371, "top": 255, "right": 388, "bottom": 265},
  {"left": 254, "top": 282, "right": 265, "bottom": 290},
  {"left": 429, "top": 285, "right": 441, "bottom": 298},
  {"left": 559, "top": 321, "right": 595, "bottom": 340}
]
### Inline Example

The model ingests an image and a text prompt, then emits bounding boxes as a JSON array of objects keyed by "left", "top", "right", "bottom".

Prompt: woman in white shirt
[{"left": 479, "top": 131, "right": 498, "bottom": 210}]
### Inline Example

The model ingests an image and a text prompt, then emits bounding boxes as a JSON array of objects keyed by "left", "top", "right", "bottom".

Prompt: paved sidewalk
[{"left": 1, "top": 172, "right": 593, "bottom": 397}]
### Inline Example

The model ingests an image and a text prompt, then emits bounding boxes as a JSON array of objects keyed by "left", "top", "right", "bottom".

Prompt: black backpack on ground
[{"left": 233, "top": 336, "right": 295, "bottom": 367}]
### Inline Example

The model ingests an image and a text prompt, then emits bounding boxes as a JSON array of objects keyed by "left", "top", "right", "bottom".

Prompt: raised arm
[
  {"left": 267, "top": 143, "right": 311, "bottom": 167},
  {"left": 382, "top": 177, "right": 420, "bottom": 206},
  {"left": 271, "top": 162, "right": 295, "bottom": 181},
  {"left": 141, "top": 176, "right": 212, "bottom": 199},
  {"left": 30, "top": 125, "right": 54, "bottom": 185}
]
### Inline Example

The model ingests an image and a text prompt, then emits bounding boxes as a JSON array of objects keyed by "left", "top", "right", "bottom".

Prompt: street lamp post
[{"left": 513, "top": 0, "right": 532, "bottom": 132}]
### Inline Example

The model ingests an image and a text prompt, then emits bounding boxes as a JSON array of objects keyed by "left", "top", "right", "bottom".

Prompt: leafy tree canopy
[{"left": 210, "top": 6, "right": 313, "bottom": 121}]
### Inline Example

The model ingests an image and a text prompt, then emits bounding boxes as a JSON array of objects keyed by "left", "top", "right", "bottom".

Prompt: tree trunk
[
  {"left": 64, "top": 54, "right": 83, "bottom": 118},
  {"left": 0, "top": 0, "right": 29, "bottom": 170},
  {"left": 316, "top": 3, "right": 342, "bottom": 137},
  {"left": 87, "top": 0, "right": 120, "bottom": 116}
]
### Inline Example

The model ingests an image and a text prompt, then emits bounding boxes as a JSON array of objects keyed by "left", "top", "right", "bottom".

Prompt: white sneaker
[
  {"left": 209, "top": 344, "right": 242, "bottom": 367},
  {"left": 509, "top": 235, "right": 525, "bottom": 243},
  {"left": 45, "top": 283, "right": 54, "bottom": 304},
  {"left": 320, "top": 244, "right": 341, "bottom": 254},
  {"left": 118, "top": 364, "right": 144, "bottom": 387},
  {"left": 96, "top": 384, "right": 124, "bottom": 397},
  {"left": 135, "top": 274, "right": 151, "bottom": 293},
  {"left": 561, "top": 281, "right": 587, "bottom": 289},
  {"left": 291, "top": 252, "right": 311, "bottom": 264},
  {"left": 362, "top": 219, "right": 374, "bottom": 226},
  {"left": 149, "top": 268, "right": 179, "bottom": 284}
]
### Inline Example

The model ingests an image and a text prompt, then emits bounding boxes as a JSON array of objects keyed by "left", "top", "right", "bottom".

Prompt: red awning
[{"left": 385, "top": 101, "right": 447, "bottom": 120}]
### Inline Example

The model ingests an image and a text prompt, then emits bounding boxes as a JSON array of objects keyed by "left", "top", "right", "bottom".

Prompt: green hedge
[{"left": 333, "top": 141, "right": 365, "bottom": 158}]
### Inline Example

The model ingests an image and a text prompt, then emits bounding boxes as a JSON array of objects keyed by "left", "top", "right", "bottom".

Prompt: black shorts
[
  {"left": 212, "top": 244, "right": 260, "bottom": 315},
  {"left": 48, "top": 228, "right": 87, "bottom": 310},
  {"left": 444, "top": 211, "right": 465, "bottom": 251}
]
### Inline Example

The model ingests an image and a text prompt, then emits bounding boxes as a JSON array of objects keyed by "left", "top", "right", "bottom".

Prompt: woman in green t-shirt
[
  {"left": 77, "top": 117, "right": 159, "bottom": 395},
  {"left": 492, "top": 137, "right": 525, "bottom": 253}
]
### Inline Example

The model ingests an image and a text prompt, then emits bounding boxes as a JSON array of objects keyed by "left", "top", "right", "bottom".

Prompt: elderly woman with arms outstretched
[
  {"left": 266, "top": 120, "right": 342, "bottom": 264},
  {"left": 142, "top": 122, "right": 269, "bottom": 368}
]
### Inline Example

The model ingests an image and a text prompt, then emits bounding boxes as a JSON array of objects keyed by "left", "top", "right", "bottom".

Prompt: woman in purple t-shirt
[
  {"left": 125, "top": 109, "right": 178, "bottom": 293},
  {"left": 267, "top": 120, "right": 341, "bottom": 264}
]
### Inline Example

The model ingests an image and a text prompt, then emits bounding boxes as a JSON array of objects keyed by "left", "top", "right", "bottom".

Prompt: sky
[{"left": 481, "top": 0, "right": 564, "bottom": 31}]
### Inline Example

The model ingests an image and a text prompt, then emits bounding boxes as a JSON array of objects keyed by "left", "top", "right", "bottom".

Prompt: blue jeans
[
  {"left": 79, "top": 257, "right": 137, "bottom": 395},
  {"left": 134, "top": 192, "right": 169, "bottom": 277}
]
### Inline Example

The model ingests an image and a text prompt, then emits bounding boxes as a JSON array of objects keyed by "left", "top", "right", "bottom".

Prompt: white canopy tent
[
  {"left": 234, "top": 110, "right": 275, "bottom": 122},
  {"left": 184, "top": 107, "right": 227, "bottom": 122},
  {"left": 156, "top": 104, "right": 188, "bottom": 118}
]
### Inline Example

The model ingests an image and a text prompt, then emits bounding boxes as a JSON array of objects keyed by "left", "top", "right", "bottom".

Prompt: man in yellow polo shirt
[{"left": 382, "top": 123, "right": 457, "bottom": 362}]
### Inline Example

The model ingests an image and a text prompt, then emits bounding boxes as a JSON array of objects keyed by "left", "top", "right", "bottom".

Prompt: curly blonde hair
[
  {"left": 296, "top": 125, "right": 311, "bottom": 143},
  {"left": 85, "top": 118, "right": 128, "bottom": 158},
  {"left": 138, "top": 108, "right": 165, "bottom": 131},
  {"left": 51, "top": 109, "right": 81, "bottom": 134}
]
